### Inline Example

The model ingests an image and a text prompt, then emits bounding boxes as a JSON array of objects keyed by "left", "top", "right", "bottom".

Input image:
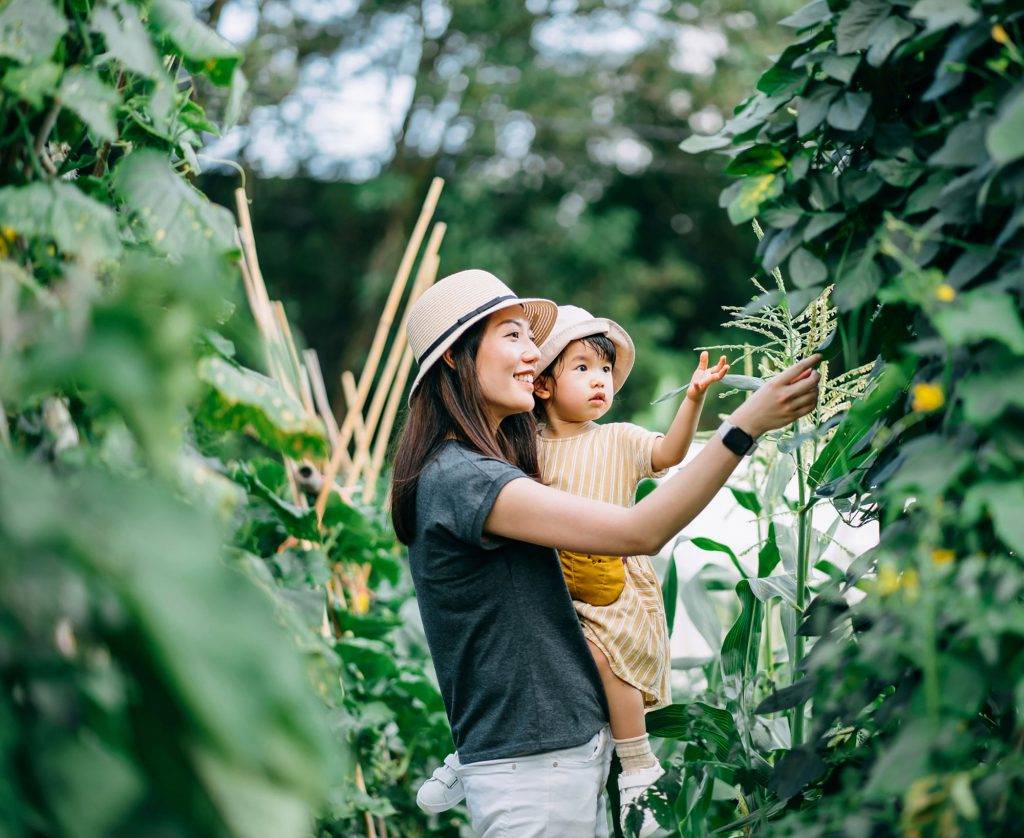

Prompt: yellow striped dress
[{"left": 536, "top": 421, "right": 672, "bottom": 709}]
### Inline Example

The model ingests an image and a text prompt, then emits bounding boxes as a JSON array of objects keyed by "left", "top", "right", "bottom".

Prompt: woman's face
[{"left": 473, "top": 304, "right": 541, "bottom": 427}]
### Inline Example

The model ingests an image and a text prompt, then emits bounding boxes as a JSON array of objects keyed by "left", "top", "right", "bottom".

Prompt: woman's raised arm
[{"left": 485, "top": 354, "right": 822, "bottom": 555}]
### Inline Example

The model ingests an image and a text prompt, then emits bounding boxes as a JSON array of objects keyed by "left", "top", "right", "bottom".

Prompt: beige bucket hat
[
  {"left": 407, "top": 269, "right": 558, "bottom": 400},
  {"left": 537, "top": 305, "right": 635, "bottom": 391}
]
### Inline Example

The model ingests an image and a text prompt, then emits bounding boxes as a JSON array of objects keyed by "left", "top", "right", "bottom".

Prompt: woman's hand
[
  {"left": 730, "top": 355, "right": 823, "bottom": 438},
  {"left": 686, "top": 351, "right": 729, "bottom": 401}
]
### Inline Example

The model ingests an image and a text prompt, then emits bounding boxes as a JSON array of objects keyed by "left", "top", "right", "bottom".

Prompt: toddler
[{"left": 416, "top": 305, "right": 727, "bottom": 836}]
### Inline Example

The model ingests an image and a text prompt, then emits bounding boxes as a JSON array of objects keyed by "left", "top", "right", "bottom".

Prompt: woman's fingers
[{"left": 781, "top": 354, "right": 823, "bottom": 383}]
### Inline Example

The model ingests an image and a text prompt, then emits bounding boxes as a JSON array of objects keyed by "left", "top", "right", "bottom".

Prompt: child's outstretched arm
[{"left": 651, "top": 351, "right": 729, "bottom": 471}]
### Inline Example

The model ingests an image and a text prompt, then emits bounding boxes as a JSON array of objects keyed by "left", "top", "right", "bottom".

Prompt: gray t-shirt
[{"left": 408, "top": 441, "right": 608, "bottom": 764}]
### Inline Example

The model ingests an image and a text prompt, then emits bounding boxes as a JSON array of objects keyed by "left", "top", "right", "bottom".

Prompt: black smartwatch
[{"left": 717, "top": 419, "right": 758, "bottom": 456}]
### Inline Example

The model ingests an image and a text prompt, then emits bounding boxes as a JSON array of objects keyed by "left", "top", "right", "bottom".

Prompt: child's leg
[{"left": 586, "top": 639, "right": 646, "bottom": 739}]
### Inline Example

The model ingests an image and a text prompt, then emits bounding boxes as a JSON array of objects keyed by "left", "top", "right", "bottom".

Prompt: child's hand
[{"left": 686, "top": 351, "right": 729, "bottom": 401}]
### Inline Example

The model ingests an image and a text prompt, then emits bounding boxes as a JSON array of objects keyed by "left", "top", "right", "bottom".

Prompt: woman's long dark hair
[{"left": 390, "top": 318, "right": 540, "bottom": 545}]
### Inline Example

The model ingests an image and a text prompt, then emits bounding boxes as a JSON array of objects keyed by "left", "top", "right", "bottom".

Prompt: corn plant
[{"left": 678, "top": 0, "right": 1024, "bottom": 832}]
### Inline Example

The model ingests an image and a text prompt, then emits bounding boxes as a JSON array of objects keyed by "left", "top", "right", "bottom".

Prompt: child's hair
[{"left": 532, "top": 333, "right": 617, "bottom": 422}]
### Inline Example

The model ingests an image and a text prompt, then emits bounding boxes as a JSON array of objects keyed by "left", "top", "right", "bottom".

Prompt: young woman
[{"left": 391, "top": 269, "right": 821, "bottom": 837}]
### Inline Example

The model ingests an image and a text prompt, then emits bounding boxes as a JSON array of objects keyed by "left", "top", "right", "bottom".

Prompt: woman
[{"left": 391, "top": 269, "right": 821, "bottom": 836}]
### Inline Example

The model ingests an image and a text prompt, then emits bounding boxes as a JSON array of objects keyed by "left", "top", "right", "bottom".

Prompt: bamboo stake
[
  {"left": 345, "top": 222, "right": 446, "bottom": 488},
  {"left": 362, "top": 345, "right": 414, "bottom": 502},
  {"left": 303, "top": 349, "right": 341, "bottom": 453},
  {"left": 273, "top": 301, "right": 315, "bottom": 413},
  {"left": 342, "top": 370, "right": 373, "bottom": 471},
  {"left": 315, "top": 177, "right": 444, "bottom": 518},
  {"left": 354, "top": 763, "right": 378, "bottom": 838}
]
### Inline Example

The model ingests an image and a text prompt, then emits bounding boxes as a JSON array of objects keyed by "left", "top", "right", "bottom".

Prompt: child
[{"left": 416, "top": 305, "right": 728, "bottom": 835}]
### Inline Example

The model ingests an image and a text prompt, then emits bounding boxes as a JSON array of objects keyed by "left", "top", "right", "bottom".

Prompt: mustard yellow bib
[{"left": 558, "top": 550, "right": 625, "bottom": 606}]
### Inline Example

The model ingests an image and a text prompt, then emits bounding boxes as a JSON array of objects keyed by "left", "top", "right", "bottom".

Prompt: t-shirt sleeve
[
  {"left": 618, "top": 422, "right": 669, "bottom": 481},
  {"left": 425, "top": 446, "right": 526, "bottom": 550}
]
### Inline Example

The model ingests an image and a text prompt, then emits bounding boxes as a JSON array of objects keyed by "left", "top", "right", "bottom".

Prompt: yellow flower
[
  {"left": 1, "top": 226, "right": 16, "bottom": 243},
  {"left": 902, "top": 569, "right": 920, "bottom": 601},
  {"left": 912, "top": 382, "right": 944, "bottom": 413},
  {"left": 932, "top": 549, "right": 955, "bottom": 566},
  {"left": 935, "top": 284, "right": 956, "bottom": 302},
  {"left": 352, "top": 590, "right": 371, "bottom": 615},
  {"left": 877, "top": 564, "right": 900, "bottom": 596},
  {"left": 992, "top": 24, "right": 1010, "bottom": 45}
]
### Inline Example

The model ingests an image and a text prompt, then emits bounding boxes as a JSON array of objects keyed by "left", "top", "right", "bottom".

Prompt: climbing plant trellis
[{"left": 233, "top": 177, "right": 446, "bottom": 838}]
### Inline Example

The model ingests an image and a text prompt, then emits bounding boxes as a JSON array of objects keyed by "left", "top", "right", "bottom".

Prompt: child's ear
[{"left": 533, "top": 375, "right": 552, "bottom": 401}]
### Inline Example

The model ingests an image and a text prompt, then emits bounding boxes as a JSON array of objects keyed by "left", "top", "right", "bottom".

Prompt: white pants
[{"left": 456, "top": 726, "right": 613, "bottom": 837}]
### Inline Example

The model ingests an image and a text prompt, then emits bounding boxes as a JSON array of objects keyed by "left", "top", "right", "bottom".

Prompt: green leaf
[
  {"left": 196, "top": 357, "right": 329, "bottom": 460},
  {"left": 827, "top": 92, "right": 871, "bottom": 132},
  {"left": 679, "top": 570, "right": 723, "bottom": 654},
  {"left": 58, "top": 67, "right": 120, "bottom": 141},
  {"left": 757, "top": 524, "right": 782, "bottom": 577},
  {"left": 834, "top": 253, "right": 881, "bottom": 311},
  {"left": 748, "top": 574, "right": 798, "bottom": 607},
  {"left": 662, "top": 556, "right": 678, "bottom": 637},
  {"left": 91, "top": 4, "right": 164, "bottom": 79},
  {"left": 0, "top": 181, "right": 121, "bottom": 264},
  {"left": 0, "top": 0, "right": 66, "bottom": 64},
  {"left": 836, "top": 0, "right": 890, "bottom": 55},
  {"left": 866, "top": 15, "right": 918, "bottom": 66},
  {"left": 871, "top": 158, "right": 925, "bottom": 187},
  {"left": 723, "top": 374, "right": 766, "bottom": 392},
  {"left": 727, "top": 174, "right": 783, "bottom": 225},
  {"left": 909, "top": 0, "right": 979, "bottom": 34},
  {"left": 1, "top": 60, "right": 61, "bottom": 108},
  {"left": 113, "top": 149, "right": 237, "bottom": 259},
  {"left": 686, "top": 536, "right": 747, "bottom": 579},
  {"left": 231, "top": 464, "right": 320, "bottom": 540},
  {"left": 680, "top": 133, "right": 730, "bottom": 154},
  {"left": 959, "top": 362, "right": 1024, "bottom": 424},
  {"left": 788, "top": 247, "right": 828, "bottom": 288},
  {"left": 803, "top": 211, "right": 844, "bottom": 242},
  {"left": 929, "top": 119, "right": 990, "bottom": 168},
  {"left": 224, "top": 66, "right": 249, "bottom": 132},
  {"left": 755, "top": 678, "right": 816, "bottom": 714},
  {"left": 865, "top": 720, "right": 932, "bottom": 797},
  {"left": 886, "top": 436, "right": 970, "bottom": 499},
  {"left": 821, "top": 54, "right": 860, "bottom": 85},
  {"left": 987, "top": 86, "right": 1024, "bottom": 167},
  {"left": 149, "top": 0, "right": 241, "bottom": 86},
  {"left": 728, "top": 486, "right": 762, "bottom": 514},
  {"left": 795, "top": 85, "right": 838, "bottom": 137},
  {"left": 756, "top": 65, "right": 806, "bottom": 96},
  {"left": 930, "top": 291, "right": 1024, "bottom": 354},
  {"left": 779, "top": 0, "right": 832, "bottom": 30},
  {"left": 721, "top": 580, "right": 762, "bottom": 678},
  {"left": 768, "top": 746, "right": 826, "bottom": 800},
  {"left": 962, "top": 481, "right": 1024, "bottom": 554},
  {"left": 725, "top": 145, "right": 787, "bottom": 177}
]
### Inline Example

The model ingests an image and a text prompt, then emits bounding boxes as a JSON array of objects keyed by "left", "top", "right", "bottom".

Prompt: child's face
[{"left": 535, "top": 339, "right": 615, "bottom": 422}]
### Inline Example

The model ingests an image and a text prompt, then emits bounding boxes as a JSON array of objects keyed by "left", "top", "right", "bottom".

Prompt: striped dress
[{"left": 536, "top": 421, "right": 672, "bottom": 709}]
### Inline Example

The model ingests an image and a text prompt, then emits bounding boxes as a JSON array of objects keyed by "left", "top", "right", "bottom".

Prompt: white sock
[{"left": 613, "top": 733, "right": 657, "bottom": 774}]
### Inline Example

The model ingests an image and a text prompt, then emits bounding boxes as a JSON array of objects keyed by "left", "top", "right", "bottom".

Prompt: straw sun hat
[
  {"left": 407, "top": 269, "right": 558, "bottom": 399},
  {"left": 537, "top": 305, "right": 635, "bottom": 391}
]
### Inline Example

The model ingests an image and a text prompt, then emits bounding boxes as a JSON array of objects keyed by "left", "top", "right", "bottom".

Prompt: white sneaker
[
  {"left": 618, "top": 762, "right": 665, "bottom": 837},
  {"left": 415, "top": 753, "right": 465, "bottom": 814}
]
